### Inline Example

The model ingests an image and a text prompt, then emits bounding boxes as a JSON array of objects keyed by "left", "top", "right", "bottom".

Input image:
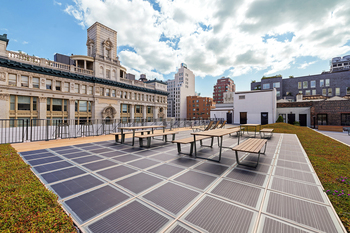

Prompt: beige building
[{"left": 0, "top": 22, "right": 168, "bottom": 123}]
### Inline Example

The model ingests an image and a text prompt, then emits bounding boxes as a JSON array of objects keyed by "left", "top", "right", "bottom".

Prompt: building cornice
[{"left": 0, "top": 58, "right": 169, "bottom": 96}]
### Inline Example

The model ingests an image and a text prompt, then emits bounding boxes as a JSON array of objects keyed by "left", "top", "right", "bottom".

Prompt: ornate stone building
[{"left": 0, "top": 22, "right": 168, "bottom": 123}]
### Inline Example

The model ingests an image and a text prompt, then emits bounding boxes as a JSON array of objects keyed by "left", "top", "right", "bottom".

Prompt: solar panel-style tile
[
  {"left": 169, "top": 158, "right": 201, "bottom": 168},
  {"left": 211, "top": 156, "right": 237, "bottom": 166},
  {"left": 270, "top": 177, "right": 324, "bottom": 203},
  {"left": 116, "top": 172, "right": 163, "bottom": 194},
  {"left": 99, "top": 150, "right": 127, "bottom": 158},
  {"left": 22, "top": 152, "right": 55, "bottom": 161},
  {"left": 97, "top": 165, "right": 138, "bottom": 181},
  {"left": 27, "top": 156, "right": 63, "bottom": 166},
  {"left": 87, "top": 201, "right": 171, "bottom": 233},
  {"left": 147, "top": 164, "right": 185, "bottom": 178},
  {"left": 226, "top": 168, "right": 267, "bottom": 187},
  {"left": 60, "top": 151, "right": 91, "bottom": 159},
  {"left": 142, "top": 182, "right": 200, "bottom": 216},
  {"left": 193, "top": 162, "right": 229, "bottom": 176},
  {"left": 51, "top": 174, "right": 104, "bottom": 199},
  {"left": 276, "top": 160, "right": 311, "bottom": 172},
  {"left": 265, "top": 192, "right": 338, "bottom": 233},
  {"left": 111, "top": 154, "right": 141, "bottom": 163},
  {"left": 183, "top": 196, "right": 255, "bottom": 232},
  {"left": 89, "top": 148, "right": 114, "bottom": 154},
  {"left": 20, "top": 149, "right": 48, "bottom": 156},
  {"left": 50, "top": 146, "right": 75, "bottom": 151},
  {"left": 237, "top": 163, "right": 271, "bottom": 174},
  {"left": 128, "top": 158, "right": 160, "bottom": 169},
  {"left": 55, "top": 148, "right": 81, "bottom": 155},
  {"left": 82, "top": 160, "right": 118, "bottom": 171},
  {"left": 74, "top": 143, "right": 94, "bottom": 148},
  {"left": 278, "top": 154, "right": 307, "bottom": 163},
  {"left": 150, "top": 153, "right": 178, "bottom": 161},
  {"left": 210, "top": 179, "right": 262, "bottom": 208},
  {"left": 174, "top": 170, "right": 217, "bottom": 191},
  {"left": 134, "top": 150, "right": 159, "bottom": 156},
  {"left": 41, "top": 167, "right": 86, "bottom": 184},
  {"left": 33, "top": 161, "right": 73, "bottom": 173},
  {"left": 121, "top": 147, "right": 146, "bottom": 153},
  {"left": 167, "top": 223, "right": 199, "bottom": 233},
  {"left": 72, "top": 155, "right": 103, "bottom": 164},
  {"left": 65, "top": 185, "right": 130, "bottom": 222},
  {"left": 260, "top": 216, "right": 310, "bottom": 233},
  {"left": 274, "top": 167, "right": 316, "bottom": 184},
  {"left": 81, "top": 145, "right": 103, "bottom": 151}
]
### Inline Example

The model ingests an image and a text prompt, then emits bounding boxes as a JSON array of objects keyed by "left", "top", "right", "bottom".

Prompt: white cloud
[
  {"left": 53, "top": 0, "right": 62, "bottom": 6},
  {"left": 22, "top": 41, "right": 28, "bottom": 45},
  {"left": 63, "top": 0, "right": 350, "bottom": 81},
  {"left": 299, "top": 61, "right": 316, "bottom": 69}
]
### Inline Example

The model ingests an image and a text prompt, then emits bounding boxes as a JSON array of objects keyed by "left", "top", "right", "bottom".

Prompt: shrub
[
  {"left": 276, "top": 115, "right": 284, "bottom": 123},
  {"left": 293, "top": 121, "right": 300, "bottom": 126}
]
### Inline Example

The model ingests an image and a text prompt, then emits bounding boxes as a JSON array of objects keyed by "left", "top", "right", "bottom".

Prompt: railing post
[
  {"left": 21, "top": 119, "right": 25, "bottom": 143},
  {"left": 46, "top": 119, "right": 49, "bottom": 141},
  {"left": 26, "top": 119, "right": 29, "bottom": 141}
]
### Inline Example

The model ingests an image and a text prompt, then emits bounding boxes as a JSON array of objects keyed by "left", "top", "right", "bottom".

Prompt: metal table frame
[
  {"left": 119, "top": 126, "right": 165, "bottom": 146},
  {"left": 240, "top": 124, "right": 261, "bottom": 138}
]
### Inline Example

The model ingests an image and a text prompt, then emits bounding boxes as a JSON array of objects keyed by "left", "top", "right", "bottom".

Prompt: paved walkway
[
  {"left": 17, "top": 130, "right": 346, "bottom": 233},
  {"left": 316, "top": 130, "right": 350, "bottom": 147}
]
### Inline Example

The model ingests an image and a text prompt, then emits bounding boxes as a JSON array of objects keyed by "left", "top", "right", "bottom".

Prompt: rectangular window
[
  {"left": 52, "top": 99, "right": 62, "bottom": 111},
  {"left": 335, "top": 88, "right": 340, "bottom": 96},
  {"left": 310, "top": 80, "right": 316, "bottom": 88},
  {"left": 75, "top": 84, "right": 79, "bottom": 93},
  {"left": 263, "top": 83, "right": 270, "bottom": 89},
  {"left": 320, "top": 79, "right": 324, "bottom": 87},
  {"left": 46, "top": 80, "right": 52, "bottom": 90},
  {"left": 21, "top": 76, "right": 29, "bottom": 87},
  {"left": 147, "top": 106, "right": 153, "bottom": 114},
  {"left": 325, "top": 79, "right": 330, "bottom": 87},
  {"left": 81, "top": 85, "right": 86, "bottom": 94},
  {"left": 239, "top": 95, "right": 245, "bottom": 99},
  {"left": 100, "top": 88, "right": 104, "bottom": 96},
  {"left": 33, "top": 97, "right": 37, "bottom": 111},
  {"left": 341, "top": 113, "right": 350, "bottom": 126},
  {"left": 273, "top": 82, "right": 280, "bottom": 88},
  {"left": 305, "top": 90, "right": 311, "bottom": 96},
  {"left": 122, "top": 104, "right": 128, "bottom": 113},
  {"left": 56, "top": 81, "right": 61, "bottom": 91},
  {"left": 312, "top": 90, "right": 316, "bottom": 95},
  {"left": 79, "top": 101, "right": 87, "bottom": 112},
  {"left": 88, "top": 86, "right": 93, "bottom": 95},
  {"left": 64, "top": 82, "right": 69, "bottom": 92},
  {"left": 347, "top": 87, "right": 350, "bottom": 95},
  {"left": 303, "top": 81, "right": 308, "bottom": 89},
  {"left": 135, "top": 105, "right": 141, "bottom": 113},
  {"left": 328, "top": 88, "right": 332, "bottom": 96},
  {"left": 64, "top": 100, "right": 67, "bottom": 111},
  {"left": 10, "top": 95, "right": 15, "bottom": 110},
  {"left": 9, "top": 74, "right": 17, "bottom": 86},
  {"left": 106, "top": 69, "right": 110, "bottom": 79},
  {"left": 317, "top": 114, "right": 327, "bottom": 125},
  {"left": 18, "top": 96, "right": 31, "bottom": 110},
  {"left": 33, "top": 77, "right": 39, "bottom": 88},
  {"left": 322, "top": 89, "right": 327, "bottom": 96},
  {"left": 298, "top": 82, "right": 302, "bottom": 89},
  {"left": 106, "top": 89, "right": 110, "bottom": 96},
  {"left": 47, "top": 98, "right": 51, "bottom": 111},
  {"left": 276, "top": 91, "right": 280, "bottom": 97},
  {"left": 112, "top": 90, "right": 116, "bottom": 97}
]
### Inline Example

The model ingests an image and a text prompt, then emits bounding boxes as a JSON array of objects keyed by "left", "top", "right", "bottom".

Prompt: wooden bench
[
  {"left": 232, "top": 138, "right": 267, "bottom": 168},
  {"left": 318, "top": 125, "right": 344, "bottom": 132},
  {"left": 173, "top": 136, "right": 212, "bottom": 155},
  {"left": 135, "top": 131, "right": 178, "bottom": 147},
  {"left": 111, "top": 130, "right": 151, "bottom": 143},
  {"left": 260, "top": 128, "right": 274, "bottom": 139}
]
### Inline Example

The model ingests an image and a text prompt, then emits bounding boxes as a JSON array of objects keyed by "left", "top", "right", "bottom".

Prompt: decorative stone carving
[
  {"left": 103, "top": 38, "right": 113, "bottom": 50},
  {"left": 86, "top": 37, "right": 95, "bottom": 46},
  {"left": 102, "top": 105, "right": 117, "bottom": 119},
  {"left": 40, "top": 78, "right": 45, "bottom": 87},
  {"left": 39, "top": 97, "right": 47, "bottom": 102},
  {"left": 70, "top": 99, "right": 75, "bottom": 104},
  {"left": 71, "top": 83, "right": 74, "bottom": 90},
  {"left": 0, "top": 93, "right": 9, "bottom": 101},
  {"left": 0, "top": 72, "right": 6, "bottom": 82}
]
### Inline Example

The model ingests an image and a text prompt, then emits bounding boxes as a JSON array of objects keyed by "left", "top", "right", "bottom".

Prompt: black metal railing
[{"left": 0, "top": 117, "right": 224, "bottom": 144}]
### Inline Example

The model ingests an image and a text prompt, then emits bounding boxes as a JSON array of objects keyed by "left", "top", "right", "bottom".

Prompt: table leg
[
  {"left": 121, "top": 129, "right": 124, "bottom": 143},
  {"left": 218, "top": 136, "right": 223, "bottom": 162},
  {"left": 132, "top": 129, "right": 135, "bottom": 146},
  {"left": 194, "top": 134, "right": 197, "bottom": 158}
]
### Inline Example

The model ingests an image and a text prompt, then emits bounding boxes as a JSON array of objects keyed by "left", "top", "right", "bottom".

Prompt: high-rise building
[
  {"left": 213, "top": 77, "right": 235, "bottom": 104},
  {"left": 187, "top": 96, "right": 215, "bottom": 119},
  {"left": 167, "top": 63, "right": 195, "bottom": 119}
]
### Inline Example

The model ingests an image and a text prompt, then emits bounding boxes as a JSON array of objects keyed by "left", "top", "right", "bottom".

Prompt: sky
[{"left": 1, "top": 0, "right": 350, "bottom": 97}]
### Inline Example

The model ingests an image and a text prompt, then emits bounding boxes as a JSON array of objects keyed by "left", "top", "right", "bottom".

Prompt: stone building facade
[
  {"left": 0, "top": 22, "right": 168, "bottom": 123},
  {"left": 186, "top": 96, "right": 215, "bottom": 120},
  {"left": 213, "top": 77, "right": 235, "bottom": 104}
]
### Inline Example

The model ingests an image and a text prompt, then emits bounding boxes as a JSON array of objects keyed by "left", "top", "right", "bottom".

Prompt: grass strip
[{"left": 0, "top": 144, "right": 75, "bottom": 232}]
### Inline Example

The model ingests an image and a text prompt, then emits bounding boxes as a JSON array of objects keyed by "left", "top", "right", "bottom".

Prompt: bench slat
[
  {"left": 111, "top": 130, "right": 151, "bottom": 135},
  {"left": 232, "top": 138, "right": 267, "bottom": 153},
  {"left": 260, "top": 128, "right": 274, "bottom": 133},
  {"left": 173, "top": 136, "right": 211, "bottom": 144},
  {"left": 135, "top": 132, "right": 178, "bottom": 138}
]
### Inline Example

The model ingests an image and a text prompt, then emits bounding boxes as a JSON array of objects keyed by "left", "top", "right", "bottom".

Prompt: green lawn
[
  {"left": 0, "top": 144, "right": 75, "bottom": 232},
  {"left": 262, "top": 123, "right": 350, "bottom": 231}
]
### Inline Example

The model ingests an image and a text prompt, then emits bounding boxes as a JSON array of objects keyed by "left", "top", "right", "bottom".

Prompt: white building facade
[
  {"left": 167, "top": 63, "right": 195, "bottom": 119},
  {"left": 233, "top": 89, "right": 277, "bottom": 125}
]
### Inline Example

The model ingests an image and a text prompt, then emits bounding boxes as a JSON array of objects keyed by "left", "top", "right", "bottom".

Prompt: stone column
[
  {"left": 142, "top": 105, "right": 147, "bottom": 120},
  {"left": 0, "top": 93, "right": 10, "bottom": 119},
  {"left": 38, "top": 97, "right": 47, "bottom": 120},
  {"left": 84, "top": 60, "right": 87, "bottom": 70},
  {"left": 130, "top": 104, "right": 134, "bottom": 120},
  {"left": 68, "top": 99, "right": 75, "bottom": 120},
  {"left": 154, "top": 106, "right": 159, "bottom": 120}
]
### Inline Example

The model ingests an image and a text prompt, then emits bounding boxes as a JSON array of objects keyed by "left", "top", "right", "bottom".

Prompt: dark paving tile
[
  {"left": 167, "top": 224, "right": 199, "bottom": 233},
  {"left": 22, "top": 152, "right": 55, "bottom": 161},
  {"left": 56, "top": 148, "right": 82, "bottom": 155},
  {"left": 74, "top": 143, "right": 94, "bottom": 148},
  {"left": 21, "top": 149, "right": 48, "bottom": 156},
  {"left": 50, "top": 146, "right": 75, "bottom": 152},
  {"left": 82, "top": 160, "right": 118, "bottom": 171},
  {"left": 89, "top": 148, "right": 114, "bottom": 154},
  {"left": 143, "top": 182, "right": 200, "bottom": 215},
  {"left": 81, "top": 145, "right": 103, "bottom": 151},
  {"left": 147, "top": 164, "right": 185, "bottom": 178},
  {"left": 169, "top": 158, "right": 201, "bottom": 168},
  {"left": 33, "top": 161, "right": 73, "bottom": 173},
  {"left": 211, "top": 156, "right": 236, "bottom": 166},
  {"left": 87, "top": 201, "right": 170, "bottom": 233},
  {"left": 121, "top": 147, "right": 146, "bottom": 153},
  {"left": 274, "top": 167, "right": 316, "bottom": 184},
  {"left": 226, "top": 168, "right": 267, "bottom": 187},
  {"left": 150, "top": 153, "right": 178, "bottom": 161},
  {"left": 72, "top": 155, "right": 103, "bottom": 164},
  {"left": 27, "top": 156, "right": 63, "bottom": 166},
  {"left": 51, "top": 174, "right": 104, "bottom": 199},
  {"left": 116, "top": 172, "right": 163, "bottom": 194},
  {"left": 133, "top": 150, "right": 159, "bottom": 156},
  {"left": 174, "top": 171, "right": 216, "bottom": 190},
  {"left": 97, "top": 165, "right": 138, "bottom": 181},
  {"left": 41, "top": 167, "right": 86, "bottom": 183},
  {"left": 111, "top": 154, "right": 141, "bottom": 163},
  {"left": 128, "top": 158, "right": 160, "bottom": 169},
  {"left": 193, "top": 163, "right": 229, "bottom": 176},
  {"left": 261, "top": 216, "right": 310, "bottom": 233},
  {"left": 99, "top": 150, "right": 127, "bottom": 158},
  {"left": 61, "top": 151, "right": 91, "bottom": 159},
  {"left": 65, "top": 185, "right": 129, "bottom": 222}
]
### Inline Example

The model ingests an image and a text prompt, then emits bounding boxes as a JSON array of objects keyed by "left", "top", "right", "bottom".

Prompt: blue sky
[{"left": 1, "top": 0, "right": 350, "bottom": 98}]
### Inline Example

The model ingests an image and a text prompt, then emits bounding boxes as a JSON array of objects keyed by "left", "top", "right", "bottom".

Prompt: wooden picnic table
[
  {"left": 118, "top": 125, "right": 166, "bottom": 146},
  {"left": 240, "top": 124, "right": 261, "bottom": 138},
  {"left": 191, "top": 127, "right": 241, "bottom": 162}
]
